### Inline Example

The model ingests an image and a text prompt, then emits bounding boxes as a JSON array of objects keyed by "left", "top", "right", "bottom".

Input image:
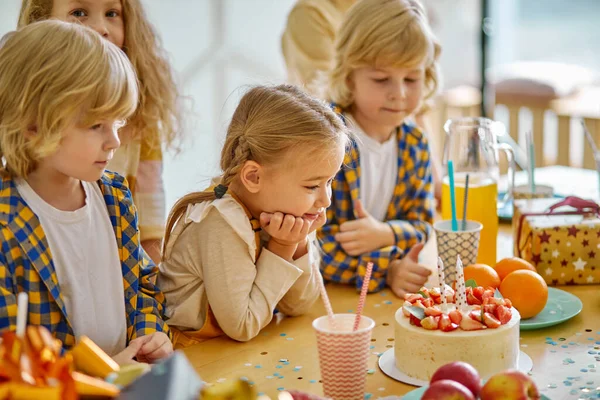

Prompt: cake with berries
[{"left": 394, "top": 285, "right": 520, "bottom": 381}]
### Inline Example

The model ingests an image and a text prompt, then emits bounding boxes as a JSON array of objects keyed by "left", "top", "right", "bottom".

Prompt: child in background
[
  {"left": 19, "top": 0, "right": 183, "bottom": 263},
  {"left": 0, "top": 20, "right": 171, "bottom": 363},
  {"left": 318, "top": 0, "right": 440, "bottom": 298},
  {"left": 158, "top": 85, "right": 348, "bottom": 346}
]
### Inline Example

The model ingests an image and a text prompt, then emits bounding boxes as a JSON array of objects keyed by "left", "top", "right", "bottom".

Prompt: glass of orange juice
[{"left": 441, "top": 118, "right": 516, "bottom": 266}]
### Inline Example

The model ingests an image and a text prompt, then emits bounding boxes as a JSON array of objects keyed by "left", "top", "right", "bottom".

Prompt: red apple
[
  {"left": 481, "top": 369, "right": 540, "bottom": 400},
  {"left": 422, "top": 380, "right": 475, "bottom": 400},
  {"left": 430, "top": 362, "right": 482, "bottom": 398}
]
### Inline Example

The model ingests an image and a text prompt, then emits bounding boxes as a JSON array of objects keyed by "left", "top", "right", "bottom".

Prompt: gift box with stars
[{"left": 513, "top": 196, "right": 600, "bottom": 285}]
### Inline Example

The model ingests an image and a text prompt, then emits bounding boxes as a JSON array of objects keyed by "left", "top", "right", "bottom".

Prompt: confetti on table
[
  {"left": 581, "top": 369, "right": 589, "bottom": 373},
  {"left": 274, "top": 373, "right": 280, "bottom": 377},
  {"left": 286, "top": 338, "right": 294, "bottom": 341},
  {"left": 378, "top": 387, "right": 386, "bottom": 392},
  {"left": 244, "top": 363, "right": 252, "bottom": 367},
  {"left": 562, "top": 345, "right": 568, "bottom": 348},
  {"left": 384, "top": 301, "right": 393, "bottom": 305},
  {"left": 277, "top": 387, "right": 285, "bottom": 392},
  {"left": 547, "top": 384, "right": 557, "bottom": 389},
  {"left": 258, "top": 393, "right": 265, "bottom": 397},
  {"left": 266, "top": 376, "right": 274, "bottom": 380},
  {"left": 217, "top": 378, "right": 227, "bottom": 383},
  {"left": 564, "top": 380, "right": 573, "bottom": 386},
  {"left": 370, "top": 345, "right": 375, "bottom": 349},
  {"left": 374, "top": 304, "right": 381, "bottom": 308},
  {"left": 310, "top": 380, "right": 317, "bottom": 384},
  {"left": 278, "top": 376, "right": 284, "bottom": 379},
  {"left": 276, "top": 365, "right": 283, "bottom": 369},
  {"left": 279, "top": 359, "right": 288, "bottom": 362},
  {"left": 255, "top": 365, "right": 262, "bottom": 369},
  {"left": 380, "top": 292, "right": 387, "bottom": 296},
  {"left": 347, "top": 309, "right": 354, "bottom": 313},
  {"left": 280, "top": 333, "right": 287, "bottom": 337},
  {"left": 364, "top": 394, "right": 372, "bottom": 400},
  {"left": 241, "top": 377, "right": 249, "bottom": 381},
  {"left": 367, "top": 369, "right": 375, "bottom": 375}
]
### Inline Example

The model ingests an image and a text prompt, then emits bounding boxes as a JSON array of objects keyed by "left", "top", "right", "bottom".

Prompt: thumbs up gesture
[
  {"left": 334, "top": 199, "right": 395, "bottom": 256},
  {"left": 386, "top": 242, "right": 432, "bottom": 298}
]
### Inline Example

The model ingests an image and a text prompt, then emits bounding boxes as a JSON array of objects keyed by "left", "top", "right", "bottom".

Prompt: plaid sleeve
[
  {"left": 0, "top": 242, "right": 16, "bottom": 333},
  {"left": 133, "top": 247, "right": 172, "bottom": 340},
  {"left": 123, "top": 183, "right": 171, "bottom": 341},
  {"left": 317, "top": 163, "right": 401, "bottom": 293},
  {"left": 387, "top": 132, "right": 434, "bottom": 248}
]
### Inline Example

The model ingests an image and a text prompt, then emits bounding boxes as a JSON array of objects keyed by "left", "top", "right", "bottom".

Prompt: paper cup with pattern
[
  {"left": 512, "top": 184, "right": 554, "bottom": 201},
  {"left": 313, "top": 314, "right": 375, "bottom": 400},
  {"left": 434, "top": 220, "right": 483, "bottom": 286}
]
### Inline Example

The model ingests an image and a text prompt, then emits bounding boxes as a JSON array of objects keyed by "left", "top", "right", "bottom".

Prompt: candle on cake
[
  {"left": 437, "top": 257, "right": 447, "bottom": 308},
  {"left": 455, "top": 256, "right": 467, "bottom": 311}
]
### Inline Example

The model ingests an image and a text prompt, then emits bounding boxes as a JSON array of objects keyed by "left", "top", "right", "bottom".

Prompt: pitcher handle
[{"left": 496, "top": 143, "right": 516, "bottom": 209}]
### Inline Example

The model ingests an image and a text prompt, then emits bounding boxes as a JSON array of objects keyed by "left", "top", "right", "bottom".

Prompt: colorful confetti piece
[
  {"left": 310, "top": 380, "right": 317, "bottom": 384},
  {"left": 277, "top": 387, "right": 285, "bottom": 392},
  {"left": 244, "top": 363, "right": 252, "bottom": 367},
  {"left": 378, "top": 388, "right": 386, "bottom": 392},
  {"left": 266, "top": 376, "right": 274, "bottom": 379},
  {"left": 286, "top": 338, "right": 294, "bottom": 341},
  {"left": 367, "top": 369, "right": 375, "bottom": 375},
  {"left": 364, "top": 394, "right": 372, "bottom": 400},
  {"left": 279, "top": 359, "right": 288, "bottom": 362},
  {"left": 547, "top": 384, "right": 557, "bottom": 389},
  {"left": 276, "top": 365, "right": 283, "bottom": 369},
  {"left": 255, "top": 365, "right": 262, "bottom": 369},
  {"left": 280, "top": 333, "right": 287, "bottom": 337}
]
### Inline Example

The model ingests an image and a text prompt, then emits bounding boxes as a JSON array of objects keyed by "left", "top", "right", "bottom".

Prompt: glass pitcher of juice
[{"left": 441, "top": 117, "right": 515, "bottom": 266}]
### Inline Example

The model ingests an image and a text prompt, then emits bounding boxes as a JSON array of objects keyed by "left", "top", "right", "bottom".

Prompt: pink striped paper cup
[{"left": 313, "top": 314, "right": 375, "bottom": 400}]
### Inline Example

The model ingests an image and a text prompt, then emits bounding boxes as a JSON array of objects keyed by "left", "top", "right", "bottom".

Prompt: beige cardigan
[{"left": 157, "top": 195, "right": 321, "bottom": 341}]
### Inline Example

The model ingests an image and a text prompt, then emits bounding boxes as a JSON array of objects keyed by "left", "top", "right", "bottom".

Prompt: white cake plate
[{"left": 378, "top": 348, "right": 534, "bottom": 387}]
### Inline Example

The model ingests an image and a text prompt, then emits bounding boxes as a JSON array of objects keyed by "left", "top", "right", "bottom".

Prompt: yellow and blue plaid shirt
[
  {"left": 0, "top": 169, "right": 170, "bottom": 350},
  {"left": 317, "top": 105, "right": 434, "bottom": 292}
]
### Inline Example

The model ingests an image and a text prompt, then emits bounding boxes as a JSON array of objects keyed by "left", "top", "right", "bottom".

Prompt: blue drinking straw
[{"left": 448, "top": 160, "right": 458, "bottom": 231}]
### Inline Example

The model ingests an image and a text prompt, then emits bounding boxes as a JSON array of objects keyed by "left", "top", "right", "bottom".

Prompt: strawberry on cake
[{"left": 394, "top": 285, "right": 521, "bottom": 382}]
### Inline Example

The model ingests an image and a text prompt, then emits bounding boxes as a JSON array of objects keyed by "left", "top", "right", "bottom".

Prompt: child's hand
[
  {"left": 335, "top": 200, "right": 394, "bottom": 256},
  {"left": 386, "top": 243, "right": 431, "bottom": 298},
  {"left": 261, "top": 212, "right": 313, "bottom": 261},
  {"left": 260, "top": 212, "right": 312, "bottom": 245},
  {"left": 112, "top": 339, "right": 144, "bottom": 366},
  {"left": 128, "top": 332, "right": 173, "bottom": 364}
]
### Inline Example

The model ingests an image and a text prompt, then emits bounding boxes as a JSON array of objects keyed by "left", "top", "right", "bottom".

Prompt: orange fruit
[
  {"left": 494, "top": 257, "right": 537, "bottom": 281},
  {"left": 499, "top": 270, "right": 548, "bottom": 319},
  {"left": 463, "top": 264, "right": 501, "bottom": 289}
]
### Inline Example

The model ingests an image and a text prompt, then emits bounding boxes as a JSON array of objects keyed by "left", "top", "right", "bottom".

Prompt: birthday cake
[{"left": 394, "top": 284, "right": 521, "bottom": 381}]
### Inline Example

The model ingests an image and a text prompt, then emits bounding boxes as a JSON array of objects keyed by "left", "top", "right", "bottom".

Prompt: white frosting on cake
[{"left": 394, "top": 307, "right": 520, "bottom": 381}]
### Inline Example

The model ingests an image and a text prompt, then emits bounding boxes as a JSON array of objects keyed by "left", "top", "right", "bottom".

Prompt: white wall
[{"left": 0, "top": 0, "right": 481, "bottom": 210}]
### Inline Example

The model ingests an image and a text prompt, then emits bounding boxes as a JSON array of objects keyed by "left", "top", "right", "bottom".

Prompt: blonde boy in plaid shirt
[
  {"left": 318, "top": 0, "right": 441, "bottom": 297},
  {"left": 0, "top": 21, "right": 171, "bottom": 363}
]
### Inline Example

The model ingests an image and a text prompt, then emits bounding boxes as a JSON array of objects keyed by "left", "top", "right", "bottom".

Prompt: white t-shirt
[
  {"left": 348, "top": 115, "right": 398, "bottom": 221},
  {"left": 16, "top": 179, "right": 127, "bottom": 356}
]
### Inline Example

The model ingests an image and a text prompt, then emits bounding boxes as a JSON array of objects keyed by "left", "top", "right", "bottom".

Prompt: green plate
[
  {"left": 402, "top": 385, "right": 552, "bottom": 399},
  {"left": 519, "top": 287, "right": 583, "bottom": 330}
]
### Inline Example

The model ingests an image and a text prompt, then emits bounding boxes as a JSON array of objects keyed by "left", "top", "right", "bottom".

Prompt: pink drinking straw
[
  {"left": 353, "top": 262, "right": 374, "bottom": 331},
  {"left": 312, "top": 262, "right": 336, "bottom": 328}
]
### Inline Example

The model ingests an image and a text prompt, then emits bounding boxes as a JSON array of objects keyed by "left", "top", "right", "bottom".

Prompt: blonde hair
[
  {"left": 162, "top": 84, "right": 349, "bottom": 256},
  {"left": 328, "top": 0, "right": 441, "bottom": 110},
  {"left": 0, "top": 20, "right": 138, "bottom": 178},
  {"left": 18, "top": 0, "right": 182, "bottom": 150}
]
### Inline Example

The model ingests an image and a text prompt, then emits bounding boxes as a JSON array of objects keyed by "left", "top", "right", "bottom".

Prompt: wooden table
[{"left": 182, "top": 224, "right": 600, "bottom": 399}]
